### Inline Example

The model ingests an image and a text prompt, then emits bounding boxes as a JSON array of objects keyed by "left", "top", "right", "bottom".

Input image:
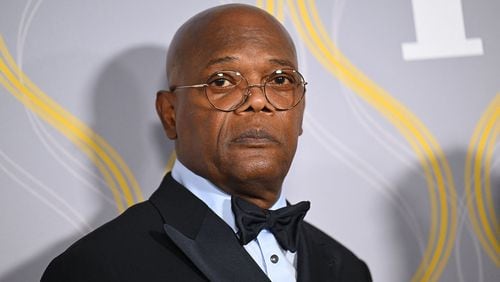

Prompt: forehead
[
  {"left": 201, "top": 29, "right": 296, "bottom": 70},
  {"left": 190, "top": 13, "right": 296, "bottom": 74}
]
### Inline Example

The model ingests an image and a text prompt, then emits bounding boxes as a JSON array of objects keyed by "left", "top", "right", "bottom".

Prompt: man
[{"left": 42, "top": 4, "right": 371, "bottom": 282}]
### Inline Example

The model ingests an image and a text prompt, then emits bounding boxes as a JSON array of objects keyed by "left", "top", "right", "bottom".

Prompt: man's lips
[{"left": 231, "top": 129, "right": 279, "bottom": 145}]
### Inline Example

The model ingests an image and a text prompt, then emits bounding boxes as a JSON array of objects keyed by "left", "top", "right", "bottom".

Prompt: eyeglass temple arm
[{"left": 171, "top": 84, "right": 208, "bottom": 91}]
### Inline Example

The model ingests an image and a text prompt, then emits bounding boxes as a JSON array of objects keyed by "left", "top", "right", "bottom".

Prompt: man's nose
[{"left": 234, "top": 85, "right": 275, "bottom": 114}]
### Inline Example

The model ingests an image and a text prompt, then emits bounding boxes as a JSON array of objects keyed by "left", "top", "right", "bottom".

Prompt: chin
[{"left": 224, "top": 157, "right": 288, "bottom": 183}]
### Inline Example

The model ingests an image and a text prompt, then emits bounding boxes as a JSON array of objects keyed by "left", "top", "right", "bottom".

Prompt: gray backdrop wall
[{"left": 1, "top": 0, "right": 498, "bottom": 281}]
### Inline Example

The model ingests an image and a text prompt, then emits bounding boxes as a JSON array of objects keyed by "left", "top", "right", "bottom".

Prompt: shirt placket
[{"left": 256, "top": 229, "right": 296, "bottom": 282}]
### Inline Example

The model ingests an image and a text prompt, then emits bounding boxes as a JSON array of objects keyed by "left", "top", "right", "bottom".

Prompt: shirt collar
[{"left": 170, "top": 159, "right": 287, "bottom": 232}]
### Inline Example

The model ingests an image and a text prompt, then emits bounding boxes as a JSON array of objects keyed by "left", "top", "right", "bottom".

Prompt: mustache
[{"left": 232, "top": 129, "right": 279, "bottom": 143}]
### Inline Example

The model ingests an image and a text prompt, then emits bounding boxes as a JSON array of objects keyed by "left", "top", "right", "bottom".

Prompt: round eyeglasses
[{"left": 170, "top": 69, "right": 307, "bottom": 112}]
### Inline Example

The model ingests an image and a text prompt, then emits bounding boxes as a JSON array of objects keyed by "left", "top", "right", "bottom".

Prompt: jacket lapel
[
  {"left": 296, "top": 223, "right": 336, "bottom": 282},
  {"left": 150, "top": 174, "right": 270, "bottom": 282}
]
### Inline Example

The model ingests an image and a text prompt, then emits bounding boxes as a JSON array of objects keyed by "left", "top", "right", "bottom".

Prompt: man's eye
[
  {"left": 206, "top": 71, "right": 241, "bottom": 93},
  {"left": 270, "top": 75, "right": 293, "bottom": 85},
  {"left": 210, "top": 78, "right": 233, "bottom": 87}
]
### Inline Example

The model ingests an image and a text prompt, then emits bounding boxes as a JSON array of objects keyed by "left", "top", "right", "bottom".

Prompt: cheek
[
  {"left": 182, "top": 109, "right": 229, "bottom": 155},
  {"left": 211, "top": 113, "right": 233, "bottom": 153},
  {"left": 280, "top": 112, "right": 303, "bottom": 145}
]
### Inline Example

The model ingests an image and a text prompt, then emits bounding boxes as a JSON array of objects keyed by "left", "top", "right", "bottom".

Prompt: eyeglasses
[{"left": 170, "top": 69, "right": 307, "bottom": 112}]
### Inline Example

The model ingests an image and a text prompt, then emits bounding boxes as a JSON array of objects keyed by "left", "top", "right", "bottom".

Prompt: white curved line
[
  {"left": 289, "top": 9, "right": 310, "bottom": 81},
  {"left": 304, "top": 113, "right": 392, "bottom": 188},
  {"left": 0, "top": 150, "right": 91, "bottom": 234},
  {"left": 330, "top": 0, "right": 423, "bottom": 177},
  {"left": 330, "top": 0, "right": 346, "bottom": 44},
  {"left": 492, "top": 144, "right": 499, "bottom": 169},
  {"left": 288, "top": 0, "right": 428, "bottom": 261},
  {"left": 326, "top": 0, "right": 455, "bottom": 267},
  {"left": 14, "top": 0, "right": 125, "bottom": 206},
  {"left": 26, "top": 109, "right": 118, "bottom": 206},
  {"left": 16, "top": 0, "right": 34, "bottom": 70},
  {"left": 16, "top": 0, "right": 44, "bottom": 71},
  {"left": 493, "top": 158, "right": 499, "bottom": 169},
  {"left": 454, "top": 180, "right": 484, "bottom": 282},
  {"left": 304, "top": 112, "right": 427, "bottom": 253},
  {"left": 343, "top": 85, "right": 421, "bottom": 173}
]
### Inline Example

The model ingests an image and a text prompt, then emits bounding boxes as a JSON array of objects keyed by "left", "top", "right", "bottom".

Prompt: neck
[{"left": 217, "top": 178, "right": 283, "bottom": 209}]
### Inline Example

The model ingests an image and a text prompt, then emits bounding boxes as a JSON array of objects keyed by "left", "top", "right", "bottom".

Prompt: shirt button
[{"left": 270, "top": 254, "right": 279, "bottom": 264}]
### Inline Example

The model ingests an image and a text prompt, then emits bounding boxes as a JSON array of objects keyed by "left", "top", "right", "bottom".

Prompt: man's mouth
[{"left": 231, "top": 129, "right": 279, "bottom": 145}]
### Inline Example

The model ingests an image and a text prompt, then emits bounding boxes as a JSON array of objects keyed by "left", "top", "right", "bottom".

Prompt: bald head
[{"left": 166, "top": 4, "right": 297, "bottom": 88}]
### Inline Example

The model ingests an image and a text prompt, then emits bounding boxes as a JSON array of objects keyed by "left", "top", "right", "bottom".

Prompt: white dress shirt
[{"left": 171, "top": 160, "right": 297, "bottom": 282}]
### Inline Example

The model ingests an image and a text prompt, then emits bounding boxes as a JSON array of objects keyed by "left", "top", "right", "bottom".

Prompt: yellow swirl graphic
[
  {"left": 0, "top": 36, "right": 143, "bottom": 212},
  {"left": 259, "top": 1, "right": 459, "bottom": 281},
  {"left": 465, "top": 94, "right": 500, "bottom": 266}
]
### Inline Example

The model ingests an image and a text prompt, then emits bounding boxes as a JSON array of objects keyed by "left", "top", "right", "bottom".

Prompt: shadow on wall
[
  {"left": 0, "top": 46, "right": 174, "bottom": 282},
  {"left": 91, "top": 45, "right": 173, "bottom": 197},
  {"left": 390, "top": 149, "right": 499, "bottom": 282}
]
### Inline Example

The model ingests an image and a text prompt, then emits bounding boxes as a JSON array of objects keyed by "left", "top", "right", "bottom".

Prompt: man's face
[{"left": 157, "top": 10, "right": 304, "bottom": 202}]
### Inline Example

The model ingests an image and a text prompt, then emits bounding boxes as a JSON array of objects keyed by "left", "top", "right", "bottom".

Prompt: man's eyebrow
[
  {"left": 269, "top": 58, "right": 295, "bottom": 68},
  {"left": 205, "top": 56, "right": 239, "bottom": 68}
]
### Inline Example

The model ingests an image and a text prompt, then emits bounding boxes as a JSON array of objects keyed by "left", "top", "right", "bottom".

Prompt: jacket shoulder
[
  {"left": 41, "top": 201, "right": 160, "bottom": 281},
  {"left": 41, "top": 200, "right": 205, "bottom": 282},
  {"left": 303, "top": 222, "right": 372, "bottom": 281}
]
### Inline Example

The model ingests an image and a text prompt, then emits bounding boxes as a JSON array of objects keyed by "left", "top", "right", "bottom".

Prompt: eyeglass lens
[{"left": 204, "top": 70, "right": 305, "bottom": 111}]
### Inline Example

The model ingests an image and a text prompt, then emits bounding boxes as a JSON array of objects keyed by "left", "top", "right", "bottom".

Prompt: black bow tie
[{"left": 231, "top": 196, "right": 310, "bottom": 252}]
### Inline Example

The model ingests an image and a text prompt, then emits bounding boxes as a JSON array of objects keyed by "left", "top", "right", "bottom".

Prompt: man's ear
[{"left": 156, "top": 90, "right": 177, "bottom": 140}]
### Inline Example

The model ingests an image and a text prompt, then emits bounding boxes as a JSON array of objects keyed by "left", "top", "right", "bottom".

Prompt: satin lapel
[
  {"left": 150, "top": 174, "right": 270, "bottom": 282},
  {"left": 296, "top": 223, "right": 336, "bottom": 282}
]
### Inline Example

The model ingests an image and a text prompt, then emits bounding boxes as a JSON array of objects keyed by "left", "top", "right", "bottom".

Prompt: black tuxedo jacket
[{"left": 41, "top": 174, "right": 371, "bottom": 282}]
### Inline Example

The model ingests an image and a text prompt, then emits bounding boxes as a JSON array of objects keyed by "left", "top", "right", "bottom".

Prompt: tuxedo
[{"left": 41, "top": 174, "right": 371, "bottom": 281}]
